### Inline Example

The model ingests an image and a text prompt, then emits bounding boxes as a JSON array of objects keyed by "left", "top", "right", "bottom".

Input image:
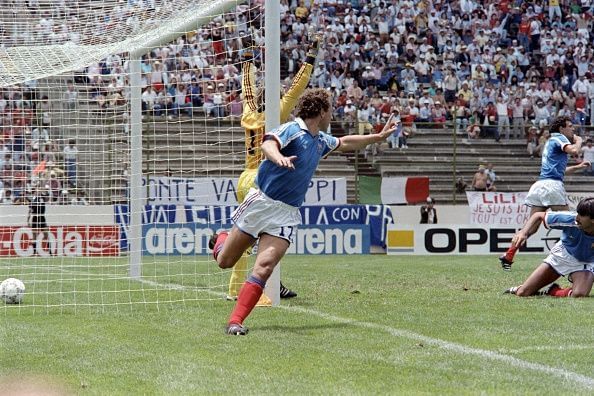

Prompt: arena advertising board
[
  {"left": 115, "top": 204, "right": 394, "bottom": 252},
  {"left": 142, "top": 177, "right": 347, "bottom": 205},
  {"left": 466, "top": 192, "right": 590, "bottom": 227},
  {"left": 386, "top": 224, "right": 561, "bottom": 255},
  {"left": 0, "top": 226, "right": 120, "bottom": 257},
  {"left": 142, "top": 224, "right": 370, "bottom": 255}
]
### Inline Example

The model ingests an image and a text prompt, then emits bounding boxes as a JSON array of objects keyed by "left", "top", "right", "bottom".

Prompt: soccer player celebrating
[
  {"left": 222, "top": 34, "right": 322, "bottom": 302},
  {"left": 211, "top": 89, "right": 399, "bottom": 335},
  {"left": 505, "top": 197, "right": 594, "bottom": 297},
  {"left": 498, "top": 116, "right": 591, "bottom": 270}
]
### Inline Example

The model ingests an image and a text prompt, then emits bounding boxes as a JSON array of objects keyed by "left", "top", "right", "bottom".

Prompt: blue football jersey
[
  {"left": 256, "top": 118, "right": 340, "bottom": 207},
  {"left": 539, "top": 133, "right": 570, "bottom": 181},
  {"left": 545, "top": 211, "right": 594, "bottom": 263}
]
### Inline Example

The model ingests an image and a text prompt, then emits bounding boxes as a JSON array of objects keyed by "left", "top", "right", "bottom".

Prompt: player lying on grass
[
  {"left": 210, "top": 89, "right": 399, "bottom": 335},
  {"left": 505, "top": 197, "right": 594, "bottom": 298}
]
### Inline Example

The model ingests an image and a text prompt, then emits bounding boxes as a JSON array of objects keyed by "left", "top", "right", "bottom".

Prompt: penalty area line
[{"left": 281, "top": 305, "right": 594, "bottom": 391}]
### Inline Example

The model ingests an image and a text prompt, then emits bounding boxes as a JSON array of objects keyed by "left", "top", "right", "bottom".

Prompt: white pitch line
[
  {"left": 10, "top": 269, "right": 592, "bottom": 388},
  {"left": 282, "top": 305, "right": 594, "bottom": 390},
  {"left": 500, "top": 345, "right": 594, "bottom": 354},
  {"left": 137, "top": 278, "right": 594, "bottom": 390}
]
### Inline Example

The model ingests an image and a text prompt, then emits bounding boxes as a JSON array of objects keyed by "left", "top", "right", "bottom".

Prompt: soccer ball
[{"left": 0, "top": 278, "right": 26, "bottom": 304}]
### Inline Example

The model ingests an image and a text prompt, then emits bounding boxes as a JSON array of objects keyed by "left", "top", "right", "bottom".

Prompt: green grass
[{"left": 1, "top": 255, "right": 594, "bottom": 395}]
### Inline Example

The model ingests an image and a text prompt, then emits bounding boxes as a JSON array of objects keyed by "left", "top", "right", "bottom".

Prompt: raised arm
[
  {"left": 241, "top": 61, "right": 259, "bottom": 114},
  {"left": 279, "top": 34, "right": 321, "bottom": 122}
]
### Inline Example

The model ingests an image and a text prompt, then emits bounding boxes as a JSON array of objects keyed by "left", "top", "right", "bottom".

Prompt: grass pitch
[{"left": 1, "top": 255, "right": 593, "bottom": 395}]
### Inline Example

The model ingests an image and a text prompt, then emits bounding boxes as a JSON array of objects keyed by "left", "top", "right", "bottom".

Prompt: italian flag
[{"left": 380, "top": 177, "right": 429, "bottom": 205}]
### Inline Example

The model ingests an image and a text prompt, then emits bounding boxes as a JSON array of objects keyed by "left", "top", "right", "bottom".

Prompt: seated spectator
[
  {"left": 467, "top": 123, "right": 481, "bottom": 139},
  {"left": 431, "top": 102, "right": 447, "bottom": 125},
  {"left": 456, "top": 177, "right": 468, "bottom": 194},
  {"left": 452, "top": 98, "right": 470, "bottom": 132},
  {"left": 141, "top": 86, "right": 163, "bottom": 116},
  {"left": 471, "top": 165, "right": 493, "bottom": 192}
]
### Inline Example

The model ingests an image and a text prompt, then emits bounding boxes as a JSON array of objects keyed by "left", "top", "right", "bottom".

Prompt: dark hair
[
  {"left": 549, "top": 116, "right": 571, "bottom": 133},
  {"left": 296, "top": 89, "right": 331, "bottom": 119},
  {"left": 576, "top": 197, "right": 594, "bottom": 218}
]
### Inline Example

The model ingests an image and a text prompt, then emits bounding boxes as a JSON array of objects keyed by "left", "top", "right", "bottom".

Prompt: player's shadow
[{"left": 257, "top": 323, "right": 350, "bottom": 333}]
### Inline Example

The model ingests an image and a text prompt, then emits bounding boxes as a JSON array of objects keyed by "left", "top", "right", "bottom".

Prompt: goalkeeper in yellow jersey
[{"left": 226, "top": 34, "right": 321, "bottom": 302}]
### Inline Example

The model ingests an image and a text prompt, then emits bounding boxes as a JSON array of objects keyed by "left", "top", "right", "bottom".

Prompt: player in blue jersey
[
  {"left": 499, "top": 116, "right": 591, "bottom": 270},
  {"left": 210, "top": 88, "right": 399, "bottom": 335},
  {"left": 504, "top": 197, "right": 594, "bottom": 297}
]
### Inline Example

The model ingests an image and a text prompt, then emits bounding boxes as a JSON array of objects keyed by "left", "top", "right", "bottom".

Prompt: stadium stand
[{"left": 1, "top": 0, "right": 594, "bottom": 205}]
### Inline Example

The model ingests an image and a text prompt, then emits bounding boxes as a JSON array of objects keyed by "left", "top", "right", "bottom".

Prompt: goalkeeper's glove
[
  {"left": 306, "top": 33, "right": 321, "bottom": 65},
  {"left": 241, "top": 34, "right": 255, "bottom": 61}
]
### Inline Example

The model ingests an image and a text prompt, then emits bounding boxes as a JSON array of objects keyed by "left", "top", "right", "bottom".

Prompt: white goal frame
[{"left": 124, "top": 0, "right": 282, "bottom": 304}]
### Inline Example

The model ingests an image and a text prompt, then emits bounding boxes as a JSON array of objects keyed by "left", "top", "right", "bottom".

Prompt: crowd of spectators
[
  {"left": 3, "top": 0, "right": 594, "bottom": 205},
  {"left": 0, "top": 81, "right": 81, "bottom": 204}
]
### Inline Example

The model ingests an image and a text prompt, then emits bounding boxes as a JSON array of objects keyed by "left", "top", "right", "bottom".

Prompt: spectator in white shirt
[
  {"left": 572, "top": 75, "right": 590, "bottom": 96},
  {"left": 496, "top": 96, "right": 511, "bottom": 140},
  {"left": 63, "top": 139, "right": 78, "bottom": 188},
  {"left": 511, "top": 97, "right": 525, "bottom": 139}
]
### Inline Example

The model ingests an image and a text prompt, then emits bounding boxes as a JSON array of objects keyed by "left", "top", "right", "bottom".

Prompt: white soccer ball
[{"left": 0, "top": 278, "right": 26, "bottom": 304}]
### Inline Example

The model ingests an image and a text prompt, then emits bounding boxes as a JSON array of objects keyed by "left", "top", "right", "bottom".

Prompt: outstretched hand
[
  {"left": 275, "top": 155, "right": 298, "bottom": 170},
  {"left": 511, "top": 231, "right": 528, "bottom": 248},
  {"left": 377, "top": 113, "right": 400, "bottom": 140},
  {"left": 307, "top": 33, "right": 322, "bottom": 57},
  {"left": 578, "top": 160, "right": 591, "bottom": 169}
]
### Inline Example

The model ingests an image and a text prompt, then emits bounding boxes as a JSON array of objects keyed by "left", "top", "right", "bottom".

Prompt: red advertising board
[{"left": 0, "top": 226, "right": 120, "bottom": 257}]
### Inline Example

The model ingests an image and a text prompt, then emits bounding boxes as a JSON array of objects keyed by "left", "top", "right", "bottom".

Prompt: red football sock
[
  {"left": 213, "top": 232, "right": 228, "bottom": 261},
  {"left": 549, "top": 287, "right": 572, "bottom": 297},
  {"left": 504, "top": 245, "right": 518, "bottom": 260},
  {"left": 228, "top": 277, "right": 264, "bottom": 325}
]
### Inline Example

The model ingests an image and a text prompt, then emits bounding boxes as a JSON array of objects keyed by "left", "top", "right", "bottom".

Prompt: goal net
[{"left": 0, "top": 0, "right": 277, "bottom": 312}]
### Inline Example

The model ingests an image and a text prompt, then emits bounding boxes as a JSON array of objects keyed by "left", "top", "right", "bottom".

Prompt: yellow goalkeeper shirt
[{"left": 241, "top": 61, "right": 313, "bottom": 170}]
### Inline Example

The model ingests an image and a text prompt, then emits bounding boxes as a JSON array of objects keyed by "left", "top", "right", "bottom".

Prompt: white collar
[{"left": 295, "top": 117, "right": 309, "bottom": 131}]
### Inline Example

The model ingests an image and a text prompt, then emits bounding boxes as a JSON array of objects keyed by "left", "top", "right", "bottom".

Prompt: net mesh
[
  {"left": 0, "top": 0, "right": 270, "bottom": 312},
  {"left": 0, "top": 0, "right": 244, "bottom": 87}
]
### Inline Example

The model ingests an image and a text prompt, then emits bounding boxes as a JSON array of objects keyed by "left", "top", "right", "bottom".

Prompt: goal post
[
  {"left": 0, "top": 0, "right": 288, "bottom": 311},
  {"left": 263, "top": 0, "right": 280, "bottom": 306}
]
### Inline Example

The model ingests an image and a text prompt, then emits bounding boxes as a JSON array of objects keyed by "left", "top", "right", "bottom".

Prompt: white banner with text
[
  {"left": 466, "top": 191, "right": 590, "bottom": 227},
  {"left": 142, "top": 176, "right": 347, "bottom": 205}
]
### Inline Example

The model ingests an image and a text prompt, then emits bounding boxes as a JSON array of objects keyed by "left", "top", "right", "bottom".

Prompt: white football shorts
[
  {"left": 524, "top": 179, "right": 567, "bottom": 207},
  {"left": 232, "top": 188, "right": 301, "bottom": 243},
  {"left": 544, "top": 241, "right": 594, "bottom": 282}
]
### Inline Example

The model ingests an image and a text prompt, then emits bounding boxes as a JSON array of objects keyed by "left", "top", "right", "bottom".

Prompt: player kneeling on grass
[
  {"left": 505, "top": 197, "right": 594, "bottom": 298},
  {"left": 210, "top": 89, "right": 399, "bottom": 335}
]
